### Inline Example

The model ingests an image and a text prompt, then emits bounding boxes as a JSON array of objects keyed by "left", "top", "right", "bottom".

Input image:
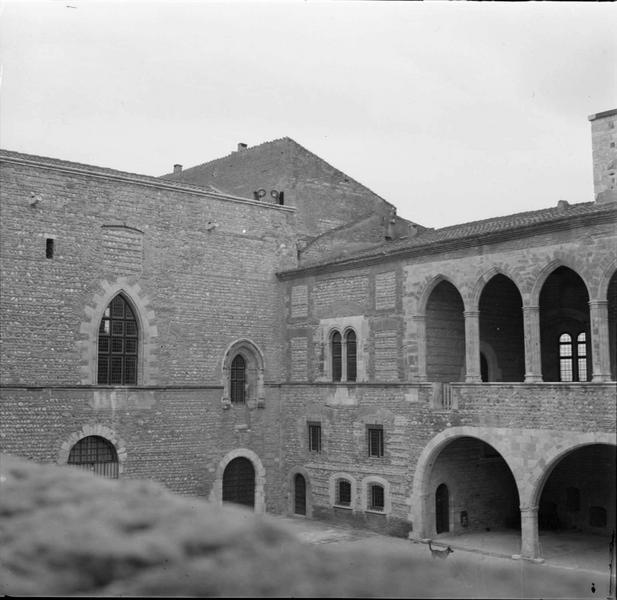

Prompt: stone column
[
  {"left": 464, "top": 310, "right": 481, "bottom": 383},
  {"left": 519, "top": 505, "right": 541, "bottom": 560},
  {"left": 412, "top": 315, "right": 428, "bottom": 382},
  {"left": 523, "top": 305, "right": 543, "bottom": 383},
  {"left": 589, "top": 300, "right": 612, "bottom": 382}
]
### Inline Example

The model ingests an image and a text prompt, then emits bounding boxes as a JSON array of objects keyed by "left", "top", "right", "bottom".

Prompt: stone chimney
[
  {"left": 237, "top": 143, "right": 248, "bottom": 152},
  {"left": 173, "top": 164, "right": 183, "bottom": 174}
]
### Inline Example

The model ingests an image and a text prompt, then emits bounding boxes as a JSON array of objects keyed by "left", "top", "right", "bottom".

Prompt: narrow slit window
[
  {"left": 230, "top": 354, "right": 246, "bottom": 403},
  {"left": 345, "top": 329, "right": 357, "bottom": 382},
  {"left": 331, "top": 331, "right": 342, "bottom": 382},
  {"left": 46, "top": 238, "right": 54, "bottom": 259},
  {"left": 368, "top": 426, "right": 384, "bottom": 458},
  {"left": 308, "top": 422, "right": 321, "bottom": 452}
]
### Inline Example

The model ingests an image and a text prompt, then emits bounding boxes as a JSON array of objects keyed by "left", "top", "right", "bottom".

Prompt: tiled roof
[{"left": 293, "top": 199, "right": 616, "bottom": 271}]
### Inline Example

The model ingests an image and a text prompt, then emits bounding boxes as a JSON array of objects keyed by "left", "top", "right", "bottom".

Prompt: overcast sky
[{"left": 1, "top": 0, "right": 615, "bottom": 228}]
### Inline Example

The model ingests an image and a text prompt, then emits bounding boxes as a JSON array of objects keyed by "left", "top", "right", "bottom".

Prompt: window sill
[
  {"left": 364, "top": 509, "right": 386, "bottom": 516},
  {"left": 333, "top": 504, "right": 353, "bottom": 511}
]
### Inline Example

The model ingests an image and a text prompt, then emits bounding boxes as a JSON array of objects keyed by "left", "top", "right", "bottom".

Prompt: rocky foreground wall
[{"left": 0, "top": 454, "right": 587, "bottom": 597}]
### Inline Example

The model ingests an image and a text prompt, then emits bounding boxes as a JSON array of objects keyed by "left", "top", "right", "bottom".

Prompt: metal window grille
[
  {"left": 230, "top": 354, "right": 246, "bottom": 403},
  {"left": 368, "top": 426, "right": 384, "bottom": 457},
  {"left": 308, "top": 422, "right": 321, "bottom": 452},
  {"left": 370, "top": 484, "right": 385, "bottom": 511},
  {"left": 97, "top": 294, "right": 138, "bottom": 385},
  {"left": 67, "top": 435, "right": 119, "bottom": 479},
  {"left": 337, "top": 479, "right": 351, "bottom": 506},
  {"left": 345, "top": 330, "right": 357, "bottom": 382},
  {"left": 331, "top": 331, "right": 342, "bottom": 381}
]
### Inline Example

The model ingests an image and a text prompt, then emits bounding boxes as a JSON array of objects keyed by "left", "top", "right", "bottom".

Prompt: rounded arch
[
  {"left": 287, "top": 466, "right": 313, "bottom": 518},
  {"left": 408, "top": 427, "right": 520, "bottom": 538},
  {"left": 78, "top": 277, "right": 158, "bottom": 385},
  {"left": 417, "top": 274, "right": 466, "bottom": 315},
  {"left": 529, "top": 259, "right": 592, "bottom": 306},
  {"left": 329, "top": 472, "right": 358, "bottom": 511},
  {"left": 57, "top": 423, "right": 127, "bottom": 475},
  {"left": 471, "top": 267, "right": 524, "bottom": 310},
  {"left": 221, "top": 339, "right": 265, "bottom": 407},
  {"left": 527, "top": 435, "right": 617, "bottom": 509},
  {"left": 210, "top": 448, "right": 266, "bottom": 514}
]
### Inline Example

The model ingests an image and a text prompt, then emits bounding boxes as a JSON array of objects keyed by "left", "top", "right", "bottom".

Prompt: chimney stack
[
  {"left": 173, "top": 164, "right": 183, "bottom": 174},
  {"left": 237, "top": 142, "right": 248, "bottom": 152}
]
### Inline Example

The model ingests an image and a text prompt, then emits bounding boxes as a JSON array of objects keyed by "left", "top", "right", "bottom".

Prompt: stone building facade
[{"left": 1, "top": 110, "right": 615, "bottom": 562}]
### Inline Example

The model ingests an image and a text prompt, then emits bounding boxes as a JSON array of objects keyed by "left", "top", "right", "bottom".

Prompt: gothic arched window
[
  {"left": 230, "top": 354, "right": 247, "bottom": 403},
  {"left": 331, "top": 331, "right": 342, "bottom": 382},
  {"left": 97, "top": 294, "right": 138, "bottom": 385}
]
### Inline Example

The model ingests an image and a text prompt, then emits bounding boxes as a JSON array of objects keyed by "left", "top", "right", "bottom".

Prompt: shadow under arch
[
  {"left": 408, "top": 427, "right": 522, "bottom": 539},
  {"left": 417, "top": 274, "right": 467, "bottom": 315},
  {"left": 529, "top": 258, "right": 591, "bottom": 306}
]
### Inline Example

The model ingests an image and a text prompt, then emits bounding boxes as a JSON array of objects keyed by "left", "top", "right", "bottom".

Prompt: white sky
[{"left": 1, "top": 0, "right": 615, "bottom": 228}]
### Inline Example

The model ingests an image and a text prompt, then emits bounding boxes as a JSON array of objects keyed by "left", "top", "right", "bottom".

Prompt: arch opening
[
  {"left": 67, "top": 435, "right": 119, "bottom": 479},
  {"left": 222, "top": 457, "right": 256, "bottom": 508},
  {"left": 539, "top": 267, "right": 591, "bottom": 381},
  {"left": 294, "top": 473, "right": 307, "bottom": 516},
  {"left": 479, "top": 274, "right": 524, "bottom": 382},
  {"left": 427, "top": 437, "right": 520, "bottom": 537},
  {"left": 426, "top": 281, "right": 465, "bottom": 383}
]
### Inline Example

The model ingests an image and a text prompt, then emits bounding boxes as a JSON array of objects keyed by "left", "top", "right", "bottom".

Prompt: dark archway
[
  {"left": 538, "top": 444, "right": 616, "bottom": 535},
  {"left": 539, "top": 267, "right": 591, "bottom": 381},
  {"left": 426, "top": 281, "right": 466, "bottom": 382},
  {"left": 479, "top": 274, "right": 524, "bottom": 381},
  {"left": 429, "top": 437, "right": 520, "bottom": 537},
  {"left": 222, "top": 457, "right": 255, "bottom": 508},
  {"left": 294, "top": 473, "right": 307, "bottom": 516},
  {"left": 68, "top": 435, "right": 118, "bottom": 479},
  {"left": 608, "top": 271, "right": 617, "bottom": 381}
]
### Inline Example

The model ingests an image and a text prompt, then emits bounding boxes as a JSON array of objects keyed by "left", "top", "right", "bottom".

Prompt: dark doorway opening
[
  {"left": 222, "top": 457, "right": 255, "bottom": 508},
  {"left": 436, "top": 483, "right": 449, "bottom": 534},
  {"left": 294, "top": 473, "right": 307, "bottom": 516}
]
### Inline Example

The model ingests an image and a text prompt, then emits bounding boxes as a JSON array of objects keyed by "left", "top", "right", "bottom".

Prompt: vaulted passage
[
  {"left": 426, "top": 281, "right": 465, "bottom": 382},
  {"left": 538, "top": 444, "right": 616, "bottom": 536},
  {"left": 222, "top": 457, "right": 255, "bottom": 508},
  {"left": 540, "top": 267, "right": 591, "bottom": 382},
  {"left": 479, "top": 275, "right": 524, "bottom": 381},
  {"left": 428, "top": 437, "right": 520, "bottom": 537}
]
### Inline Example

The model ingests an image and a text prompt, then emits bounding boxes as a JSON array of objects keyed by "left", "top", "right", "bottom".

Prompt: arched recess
[
  {"left": 478, "top": 274, "right": 524, "bottom": 381},
  {"left": 287, "top": 466, "right": 313, "bottom": 518},
  {"left": 57, "top": 424, "right": 127, "bottom": 476},
  {"left": 532, "top": 443, "right": 616, "bottom": 536},
  {"left": 607, "top": 271, "right": 617, "bottom": 381},
  {"left": 210, "top": 448, "right": 266, "bottom": 514},
  {"left": 221, "top": 339, "right": 265, "bottom": 408},
  {"left": 78, "top": 278, "right": 158, "bottom": 385},
  {"left": 539, "top": 266, "right": 591, "bottom": 381},
  {"left": 409, "top": 427, "right": 521, "bottom": 540},
  {"left": 425, "top": 280, "right": 466, "bottom": 382}
]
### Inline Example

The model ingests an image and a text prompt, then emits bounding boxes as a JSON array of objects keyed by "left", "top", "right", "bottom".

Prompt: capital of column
[
  {"left": 463, "top": 310, "right": 480, "bottom": 318},
  {"left": 411, "top": 314, "right": 427, "bottom": 322},
  {"left": 588, "top": 299, "right": 609, "bottom": 309},
  {"left": 522, "top": 305, "right": 540, "bottom": 313},
  {"left": 519, "top": 505, "right": 539, "bottom": 515}
]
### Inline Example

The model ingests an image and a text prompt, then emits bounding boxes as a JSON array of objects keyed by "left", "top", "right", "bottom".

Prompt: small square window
[
  {"left": 367, "top": 426, "right": 384, "bottom": 458},
  {"left": 45, "top": 238, "right": 54, "bottom": 259},
  {"left": 308, "top": 422, "right": 321, "bottom": 452}
]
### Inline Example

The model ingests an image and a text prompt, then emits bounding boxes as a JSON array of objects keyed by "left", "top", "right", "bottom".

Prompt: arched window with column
[
  {"left": 97, "top": 294, "right": 138, "bottom": 385},
  {"left": 329, "top": 328, "right": 358, "bottom": 382},
  {"left": 331, "top": 331, "right": 342, "bottom": 382}
]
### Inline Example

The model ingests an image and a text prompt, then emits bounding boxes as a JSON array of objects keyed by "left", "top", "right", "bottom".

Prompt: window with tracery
[
  {"left": 559, "top": 331, "right": 588, "bottom": 382},
  {"left": 97, "top": 294, "right": 138, "bottom": 385}
]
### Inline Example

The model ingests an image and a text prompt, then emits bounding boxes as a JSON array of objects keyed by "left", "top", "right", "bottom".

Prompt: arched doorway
[
  {"left": 436, "top": 483, "right": 449, "bottom": 534},
  {"left": 67, "top": 435, "right": 119, "bottom": 479},
  {"left": 294, "top": 473, "right": 307, "bottom": 516},
  {"left": 222, "top": 457, "right": 255, "bottom": 508}
]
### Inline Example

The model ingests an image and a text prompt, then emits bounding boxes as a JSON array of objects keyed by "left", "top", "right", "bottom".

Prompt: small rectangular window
[
  {"left": 367, "top": 426, "right": 384, "bottom": 458},
  {"left": 46, "top": 238, "right": 54, "bottom": 259},
  {"left": 308, "top": 422, "right": 321, "bottom": 452},
  {"left": 337, "top": 480, "right": 351, "bottom": 506},
  {"left": 369, "top": 484, "right": 385, "bottom": 511}
]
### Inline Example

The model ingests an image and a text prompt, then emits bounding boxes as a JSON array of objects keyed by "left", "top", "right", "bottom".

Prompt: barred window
[
  {"left": 68, "top": 436, "right": 118, "bottom": 479},
  {"left": 367, "top": 426, "right": 384, "bottom": 458},
  {"left": 97, "top": 294, "right": 138, "bottom": 385},
  {"left": 308, "top": 422, "right": 322, "bottom": 452},
  {"left": 369, "top": 484, "right": 385, "bottom": 511},
  {"left": 230, "top": 354, "right": 246, "bottom": 403},
  {"left": 337, "top": 479, "right": 352, "bottom": 506}
]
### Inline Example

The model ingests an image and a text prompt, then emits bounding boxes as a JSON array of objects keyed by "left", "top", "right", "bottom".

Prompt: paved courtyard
[{"left": 271, "top": 515, "right": 616, "bottom": 599}]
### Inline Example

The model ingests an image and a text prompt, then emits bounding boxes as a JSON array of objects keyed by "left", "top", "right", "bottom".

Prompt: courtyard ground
[{"left": 272, "top": 515, "right": 616, "bottom": 600}]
